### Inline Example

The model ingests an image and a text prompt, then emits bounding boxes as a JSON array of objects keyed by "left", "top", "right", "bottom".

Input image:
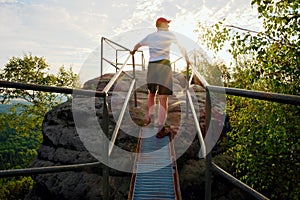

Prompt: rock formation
[{"left": 26, "top": 71, "right": 251, "bottom": 200}]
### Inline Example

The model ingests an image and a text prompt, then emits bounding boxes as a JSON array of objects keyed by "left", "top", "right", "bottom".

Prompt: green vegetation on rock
[
  {"left": 196, "top": 0, "right": 299, "bottom": 199},
  {"left": 0, "top": 53, "right": 80, "bottom": 199}
]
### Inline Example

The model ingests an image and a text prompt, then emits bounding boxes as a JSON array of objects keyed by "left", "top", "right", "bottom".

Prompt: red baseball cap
[{"left": 156, "top": 17, "right": 171, "bottom": 27}]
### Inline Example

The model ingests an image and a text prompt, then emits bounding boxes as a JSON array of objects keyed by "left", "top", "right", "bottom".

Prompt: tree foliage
[
  {"left": 0, "top": 53, "right": 80, "bottom": 199},
  {"left": 197, "top": 1, "right": 299, "bottom": 199},
  {"left": 190, "top": 49, "right": 230, "bottom": 86},
  {"left": 225, "top": 97, "right": 299, "bottom": 199},
  {"left": 0, "top": 177, "right": 34, "bottom": 200},
  {"left": 198, "top": 0, "right": 299, "bottom": 94},
  {"left": 0, "top": 53, "right": 80, "bottom": 115}
]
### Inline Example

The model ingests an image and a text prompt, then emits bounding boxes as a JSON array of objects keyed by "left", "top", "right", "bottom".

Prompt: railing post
[
  {"left": 186, "top": 63, "right": 190, "bottom": 119},
  {"left": 205, "top": 152, "right": 212, "bottom": 200},
  {"left": 115, "top": 50, "right": 118, "bottom": 73},
  {"left": 205, "top": 88, "right": 212, "bottom": 200},
  {"left": 132, "top": 54, "right": 137, "bottom": 107},
  {"left": 142, "top": 53, "right": 145, "bottom": 71},
  {"left": 101, "top": 37, "right": 104, "bottom": 77},
  {"left": 102, "top": 94, "right": 110, "bottom": 200}
]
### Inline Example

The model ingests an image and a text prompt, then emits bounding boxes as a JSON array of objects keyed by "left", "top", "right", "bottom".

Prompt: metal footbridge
[
  {"left": 0, "top": 37, "right": 299, "bottom": 200},
  {"left": 128, "top": 127, "right": 181, "bottom": 200}
]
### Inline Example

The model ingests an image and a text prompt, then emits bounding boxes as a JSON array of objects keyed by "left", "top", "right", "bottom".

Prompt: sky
[{"left": 0, "top": 0, "right": 262, "bottom": 83}]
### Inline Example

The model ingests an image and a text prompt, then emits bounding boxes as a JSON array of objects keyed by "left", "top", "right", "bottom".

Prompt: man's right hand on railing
[
  {"left": 186, "top": 60, "right": 192, "bottom": 67},
  {"left": 131, "top": 43, "right": 142, "bottom": 55}
]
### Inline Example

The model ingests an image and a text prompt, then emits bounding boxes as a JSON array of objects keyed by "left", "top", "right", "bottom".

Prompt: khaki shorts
[{"left": 147, "top": 60, "right": 173, "bottom": 95}]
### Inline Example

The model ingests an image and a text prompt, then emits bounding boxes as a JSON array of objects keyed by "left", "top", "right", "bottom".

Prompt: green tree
[
  {"left": 0, "top": 53, "right": 80, "bottom": 113},
  {"left": 0, "top": 53, "right": 80, "bottom": 199},
  {"left": 198, "top": 0, "right": 299, "bottom": 94},
  {"left": 197, "top": 1, "right": 299, "bottom": 199},
  {"left": 191, "top": 50, "right": 230, "bottom": 86}
]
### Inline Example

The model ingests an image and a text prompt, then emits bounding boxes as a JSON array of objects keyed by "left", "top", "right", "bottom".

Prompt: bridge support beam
[
  {"left": 205, "top": 88, "right": 212, "bottom": 200},
  {"left": 205, "top": 152, "right": 212, "bottom": 200},
  {"left": 102, "top": 95, "right": 110, "bottom": 200}
]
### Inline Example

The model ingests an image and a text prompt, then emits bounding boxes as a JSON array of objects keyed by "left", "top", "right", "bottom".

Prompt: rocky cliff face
[{"left": 26, "top": 71, "right": 250, "bottom": 200}]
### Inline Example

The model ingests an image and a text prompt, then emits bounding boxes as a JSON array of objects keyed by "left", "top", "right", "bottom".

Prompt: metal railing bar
[
  {"left": 102, "top": 60, "right": 135, "bottom": 80},
  {"left": 131, "top": 54, "right": 137, "bottom": 107},
  {"left": 186, "top": 60, "right": 298, "bottom": 200},
  {"left": 116, "top": 49, "right": 131, "bottom": 52},
  {"left": 102, "top": 59, "right": 135, "bottom": 80},
  {"left": 123, "top": 72, "right": 135, "bottom": 83},
  {"left": 190, "top": 64, "right": 210, "bottom": 88},
  {"left": 0, "top": 81, "right": 106, "bottom": 97},
  {"left": 188, "top": 71, "right": 195, "bottom": 86},
  {"left": 207, "top": 85, "right": 300, "bottom": 105},
  {"left": 204, "top": 88, "right": 212, "bottom": 200},
  {"left": 186, "top": 89, "right": 206, "bottom": 158},
  {"left": 0, "top": 162, "right": 102, "bottom": 178},
  {"left": 101, "top": 95, "right": 110, "bottom": 200},
  {"left": 116, "top": 50, "right": 118, "bottom": 74},
  {"left": 108, "top": 79, "right": 136, "bottom": 156},
  {"left": 102, "top": 54, "right": 131, "bottom": 94},
  {"left": 102, "top": 37, "right": 131, "bottom": 52},
  {"left": 117, "top": 49, "right": 143, "bottom": 56},
  {"left": 116, "top": 63, "right": 144, "bottom": 67},
  {"left": 170, "top": 57, "right": 184, "bottom": 65},
  {"left": 212, "top": 162, "right": 269, "bottom": 200},
  {"left": 102, "top": 57, "right": 118, "bottom": 68},
  {"left": 103, "top": 38, "right": 120, "bottom": 51},
  {"left": 116, "top": 49, "right": 142, "bottom": 53},
  {"left": 2, "top": 39, "right": 291, "bottom": 200},
  {"left": 142, "top": 53, "right": 145, "bottom": 71}
]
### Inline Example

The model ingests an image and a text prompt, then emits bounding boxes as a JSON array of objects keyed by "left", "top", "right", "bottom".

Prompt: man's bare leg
[
  {"left": 144, "top": 92, "right": 155, "bottom": 124},
  {"left": 158, "top": 95, "right": 168, "bottom": 126}
]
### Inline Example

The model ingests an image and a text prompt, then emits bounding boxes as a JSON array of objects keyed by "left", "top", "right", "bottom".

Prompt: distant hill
[
  {"left": 0, "top": 94, "right": 68, "bottom": 114},
  {"left": 0, "top": 99, "right": 31, "bottom": 113}
]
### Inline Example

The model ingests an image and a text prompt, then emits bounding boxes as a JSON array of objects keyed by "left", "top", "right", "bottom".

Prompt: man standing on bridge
[{"left": 131, "top": 17, "right": 190, "bottom": 138}]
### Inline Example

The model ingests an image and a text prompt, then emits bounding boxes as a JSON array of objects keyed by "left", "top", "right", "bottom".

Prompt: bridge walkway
[{"left": 128, "top": 126, "right": 181, "bottom": 200}]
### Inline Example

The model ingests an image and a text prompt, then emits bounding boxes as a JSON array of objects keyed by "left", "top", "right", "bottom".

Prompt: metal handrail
[
  {"left": 186, "top": 60, "right": 299, "bottom": 200},
  {"left": 102, "top": 54, "right": 131, "bottom": 93},
  {"left": 0, "top": 81, "right": 107, "bottom": 179},
  {"left": 0, "top": 81, "right": 106, "bottom": 97},
  {"left": 0, "top": 38, "right": 139, "bottom": 200},
  {"left": 186, "top": 62, "right": 213, "bottom": 200},
  {"left": 101, "top": 37, "right": 145, "bottom": 76},
  {"left": 187, "top": 63, "right": 210, "bottom": 157},
  {"left": 1, "top": 38, "right": 298, "bottom": 200},
  {"left": 108, "top": 79, "right": 136, "bottom": 156},
  {"left": 187, "top": 61, "right": 272, "bottom": 200},
  {"left": 212, "top": 162, "right": 269, "bottom": 200},
  {"left": 207, "top": 85, "right": 300, "bottom": 105},
  {"left": 102, "top": 57, "right": 118, "bottom": 69},
  {"left": 102, "top": 37, "right": 131, "bottom": 52},
  {"left": 187, "top": 61, "right": 271, "bottom": 200},
  {"left": 101, "top": 37, "right": 132, "bottom": 76},
  {"left": 0, "top": 162, "right": 102, "bottom": 178},
  {"left": 186, "top": 89, "right": 206, "bottom": 158},
  {"left": 189, "top": 63, "right": 209, "bottom": 88}
]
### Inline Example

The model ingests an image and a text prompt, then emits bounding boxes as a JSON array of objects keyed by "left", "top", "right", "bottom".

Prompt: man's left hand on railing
[{"left": 186, "top": 60, "right": 192, "bottom": 66}]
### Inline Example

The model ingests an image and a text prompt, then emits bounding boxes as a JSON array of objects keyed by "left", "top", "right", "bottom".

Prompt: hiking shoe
[
  {"left": 156, "top": 126, "right": 170, "bottom": 138},
  {"left": 143, "top": 114, "right": 154, "bottom": 126}
]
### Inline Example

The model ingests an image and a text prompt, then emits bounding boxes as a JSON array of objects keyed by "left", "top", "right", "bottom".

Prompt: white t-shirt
[{"left": 139, "top": 30, "right": 188, "bottom": 62}]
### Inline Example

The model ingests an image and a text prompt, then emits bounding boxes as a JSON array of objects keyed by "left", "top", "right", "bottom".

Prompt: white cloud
[
  {"left": 0, "top": 0, "right": 260, "bottom": 80},
  {"left": 0, "top": 1, "right": 112, "bottom": 73},
  {"left": 0, "top": 0, "right": 18, "bottom": 3}
]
